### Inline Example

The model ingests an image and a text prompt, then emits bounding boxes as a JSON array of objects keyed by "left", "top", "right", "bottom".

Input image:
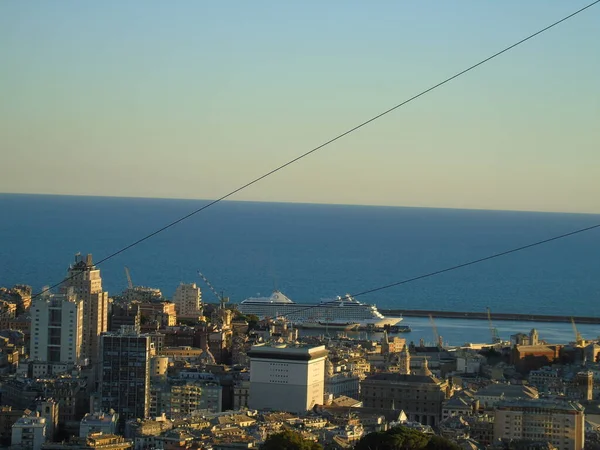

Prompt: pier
[{"left": 380, "top": 309, "right": 600, "bottom": 325}]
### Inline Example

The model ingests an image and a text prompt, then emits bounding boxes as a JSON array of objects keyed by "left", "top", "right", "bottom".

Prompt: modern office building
[
  {"left": 63, "top": 254, "right": 109, "bottom": 364},
  {"left": 29, "top": 290, "right": 84, "bottom": 366},
  {"left": 172, "top": 283, "right": 203, "bottom": 318},
  {"left": 493, "top": 399, "right": 585, "bottom": 450},
  {"left": 99, "top": 328, "right": 151, "bottom": 429},
  {"left": 248, "top": 343, "right": 327, "bottom": 413}
]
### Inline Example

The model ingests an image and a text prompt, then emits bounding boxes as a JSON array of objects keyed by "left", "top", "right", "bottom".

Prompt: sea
[{"left": 1, "top": 193, "right": 599, "bottom": 346}]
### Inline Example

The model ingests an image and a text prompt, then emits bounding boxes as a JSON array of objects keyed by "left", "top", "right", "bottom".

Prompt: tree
[
  {"left": 354, "top": 426, "right": 459, "bottom": 450},
  {"left": 261, "top": 429, "right": 323, "bottom": 450},
  {"left": 246, "top": 314, "right": 260, "bottom": 330},
  {"left": 425, "top": 435, "right": 461, "bottom": 450}
]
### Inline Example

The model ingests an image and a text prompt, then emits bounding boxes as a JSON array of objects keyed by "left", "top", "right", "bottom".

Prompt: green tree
[
  {"left": 261, "top": 429, "right": 323, "bottom": 450},
  {"left": 246, "top": 314, "right": 260, "bottom": 331},
  {"left": 354, "top": 426, "right": 459, "bottom": 450},
  {"left": 425, "top": 435, "right": 461, "bottom": 450}
]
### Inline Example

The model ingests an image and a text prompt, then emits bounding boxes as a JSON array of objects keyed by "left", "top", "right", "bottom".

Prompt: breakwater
[{"left": 380, "top": 309, "right": 600, "bottom": 324}]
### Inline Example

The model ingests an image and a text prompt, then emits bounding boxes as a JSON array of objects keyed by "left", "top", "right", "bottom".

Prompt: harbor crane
[
  {"left": 429, "top": 314, "right": 442, "bottom": 348},
  {"left": 124, "top": 266, "right": 134, "bottom": 290},
  {"left": 198, "top": 271, "right": 229, "bottom": 310},
  {"left": 571, "top": 317, "right": 584, "bottom": 346},
  {"left": 487, "top": 307, "right": 501, "bottom": 344}
]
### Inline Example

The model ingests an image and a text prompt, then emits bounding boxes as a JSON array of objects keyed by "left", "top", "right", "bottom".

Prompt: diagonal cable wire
[
  {"left": 254, "top": 223, "right": 600, "bottom": 320},
  {"left": 33, "top": 0, "right": 600, "bottom": 298}
]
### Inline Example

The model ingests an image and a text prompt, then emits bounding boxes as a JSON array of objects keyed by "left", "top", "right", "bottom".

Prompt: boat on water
[
  {"left": 299, "top": 320, "right": 361, "bottom": 331},
  {"left": 237, "top": 291, "right": 403, "bottom": 328}
]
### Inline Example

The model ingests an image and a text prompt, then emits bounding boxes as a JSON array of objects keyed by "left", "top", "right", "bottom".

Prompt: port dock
[{"left": 380, "top": 309, "right": 600, "bottom": 325}]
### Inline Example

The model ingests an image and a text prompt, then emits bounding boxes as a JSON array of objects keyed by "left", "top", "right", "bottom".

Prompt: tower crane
[
  {"left": 487, "top": 307, "right": 500, "bottom": 344},
  {"left": 124, "top": 266, "right": 134, "bottom": 290},
  {"left": 198, "top": 271, "right": 229, "bottom": 309},
  {"left": 571, "top": 317, "right": 584, "bottom": 346},
  {"left": 429, "top": 314, "right": 442, "bottom": 348}
]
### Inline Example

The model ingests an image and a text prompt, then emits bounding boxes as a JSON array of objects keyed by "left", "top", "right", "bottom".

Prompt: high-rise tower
[
  {"left": 172, "top": 283, "right": 203, "bottom": 318},
  {"left": 248, "top": 344, "right": 327, "bottom": 413},
  {"left": 63, "top": 254, "right": 108, "bottom": 364},
  {"left": 29, "top": 289, "right": 84, "bottom": 366},
  {"left": 100, "top": 327, "right": 151, "bottom": 429}
]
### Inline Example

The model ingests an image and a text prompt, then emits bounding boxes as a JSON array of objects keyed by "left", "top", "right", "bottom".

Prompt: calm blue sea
[{"left": 1, "top": 193, "right": 599, "bottom": 344}]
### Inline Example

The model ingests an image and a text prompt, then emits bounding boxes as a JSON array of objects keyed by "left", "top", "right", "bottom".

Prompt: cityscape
[
  {"left": 0, "top": 253, "right": 598, "bottom": 449},
  {"left": 2, "top": 1, "right": 599, "bottom": 450}
]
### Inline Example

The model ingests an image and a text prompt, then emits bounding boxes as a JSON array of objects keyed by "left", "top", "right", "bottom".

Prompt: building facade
[
  {"left": 11, "top": 413, "right": 47, "bottom": 450},
  {"left": 248, "top": 344, "right": 327, "bottom": 413},
  {"left": 172, "top": 283, "right": 203, "bottom": 318},
  {"left": 30, "top": 291, "right": 84, "bottom": 365},
  {"left": 99, "top": 329, "right": 151, "bottom": 428},
  {"left": 139, "top": 301, "right": 177, "bottom": 327},
  {"left": 79, "top": 412, "right": 119, "bottom": 438},
  {"left": 493, "top": 399, "right": 585, "bottom": 450},
  {"left": 109, "top": 303, "right": 141, "bottom": 333},
  {"left": 360, "top": 373, "right": 450, "bottom": 426},
  {"left": 150, "top": 379, "right": 223, "bottom": 418},
  {"left": 63, "top": 254, "right": 109, "bottom": 364}
]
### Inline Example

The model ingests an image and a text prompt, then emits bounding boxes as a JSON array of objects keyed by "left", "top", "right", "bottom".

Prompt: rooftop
[
  {"left": 248, "top": 343, "right": 328, "bottom": 360},
  {"left": 81, "top": 412, "right": 118, "bottom": 424},
  {"left": 364, "top": 373, "right": 441, "bottom": 384},
  {"left": 497, "top": 398, "right": 584, "bottom": 412},
  {"left": 475, "top": 384, "right": 538, "bottom": 399}
]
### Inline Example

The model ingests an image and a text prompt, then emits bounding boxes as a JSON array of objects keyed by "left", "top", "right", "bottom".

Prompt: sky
[{"left": 1, "top": 1, "right": 599, "bottom": 213}]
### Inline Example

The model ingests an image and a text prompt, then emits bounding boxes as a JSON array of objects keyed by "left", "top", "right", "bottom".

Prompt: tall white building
[
  {"left": 63, "top": 253, "right": 109, "bottom": 364},
  {"left": 30, "top": 290, "right": 83, "bottom": 365},
  {"left": 248, "top": 344, "right": 327, "bottom": 413},
  {"left": 172, "top": 283, "right": 203, "bottom": 318}
]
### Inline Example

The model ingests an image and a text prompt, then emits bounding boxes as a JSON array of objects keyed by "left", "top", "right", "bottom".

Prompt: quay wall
[{"left": 380, "top": 309, "right": 600, "bottom": 324}]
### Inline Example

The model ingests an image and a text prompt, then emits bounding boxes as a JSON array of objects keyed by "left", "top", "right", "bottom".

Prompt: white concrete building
[
  {"left": 11, "top": 413, "right": 47, "bottom": 450},
  {"left": 172, "top": 283, "right": 203, "bottom": 318},
  {"left": 30, "top": 290, "right": 84, "bottom": 365},
  {"left": 80, "top": 411, "right": 119, "bottom": 437},
  {"left": 248, "top": 343, "right": 327, "bottom": 413}
]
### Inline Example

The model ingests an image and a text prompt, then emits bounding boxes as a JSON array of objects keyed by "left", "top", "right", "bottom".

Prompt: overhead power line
[{"left": 32, "top": 0, "right": 600, "bottom": 298}]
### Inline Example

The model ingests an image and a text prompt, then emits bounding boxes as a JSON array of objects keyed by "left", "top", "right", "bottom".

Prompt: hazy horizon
[
  {"left": 2, "top": 1, "right": 599, "bottom": 214},
  {"left": 2, "top": 191, "right": 599, "bottom": 217}
]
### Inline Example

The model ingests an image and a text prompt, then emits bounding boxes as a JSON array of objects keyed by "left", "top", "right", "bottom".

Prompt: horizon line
[{"left": 1, "top": 190, "right": 599, "bottom": 217}]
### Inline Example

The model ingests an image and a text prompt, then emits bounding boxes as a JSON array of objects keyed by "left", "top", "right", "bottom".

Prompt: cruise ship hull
[
  {"left": 299, "top": 321, "right": 361, "bottom": 331},
  {"left": 237, "top": 292, "right": 403, "bottom": 328},
  {"left": 360, "top": 317, "right": 404, "bottom": 328}
]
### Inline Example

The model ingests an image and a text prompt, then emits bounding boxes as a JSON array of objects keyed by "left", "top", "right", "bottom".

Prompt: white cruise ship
[{"left": 237, "top": 291, "right": 402, "bottom": 328}]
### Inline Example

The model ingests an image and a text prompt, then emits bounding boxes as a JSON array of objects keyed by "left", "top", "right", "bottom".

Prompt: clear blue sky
[{"left": 1, "top": 1, "right": 599, "bottom": 213}]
